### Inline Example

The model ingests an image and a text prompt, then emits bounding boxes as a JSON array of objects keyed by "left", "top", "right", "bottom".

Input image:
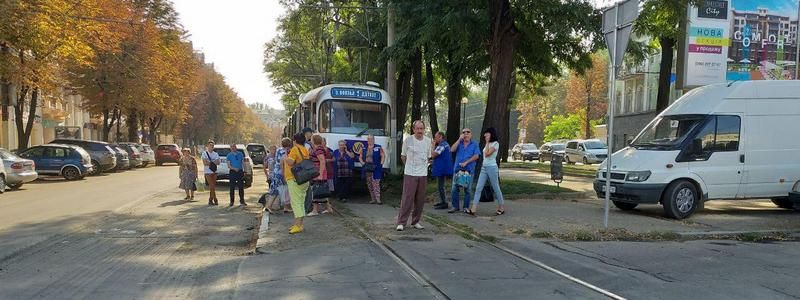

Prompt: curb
[
  {"left": 255, "top": 210, "right": 269, "bottom": 254},
  {"left": 675, "top": 229, "right": 800, "bottom": 239},
  {"left": 505, "top": 192, "right": 594, "bottom": 201}
]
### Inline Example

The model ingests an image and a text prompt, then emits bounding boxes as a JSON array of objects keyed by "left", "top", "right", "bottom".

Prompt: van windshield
[
  {"left": 584, "top": 141, "right": 607, "bottom": 149},
  {"left": 631, "top": 115, "right": 706, "bottom": 150}
]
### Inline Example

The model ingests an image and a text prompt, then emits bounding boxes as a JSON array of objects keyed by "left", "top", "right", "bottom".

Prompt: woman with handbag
[
  {"left": 202, "top": 140, "right": 221, "bottom": 206},
  {"left": 178, "top": 148, "right": 198, "bottom": 201},
  {"left": 266, "top": 139, "right": 292, "bottom": 214},
  {"left": 470, "top": 128, "right": 506, "bottom": 216},
  {"left": 285, "top": 133, "right": 312, "bottom": 234},
  {"left": 359, "top": 134, "right": 385, "bottom": 204},
  {"left": 307, "top": 134, "right": 333, "bottom": 216}
]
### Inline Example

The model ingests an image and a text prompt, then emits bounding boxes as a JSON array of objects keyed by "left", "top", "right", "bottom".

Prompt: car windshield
[
  {"left": 247, "top": 145, "right": 265, "bottom": 153},
  {"left": 551, "top": 144, "right": 565, "bottom": 151},
  {"left": 584, "top": 141, "right": 607, "bottom": 149},
  {"left": 632, "top": 115, "right": 706, "bottom": 150},
  {"left": 0, "top": 149, "right": 18, "bottom": 159},
  {"left": 215, "top": 148, "right": 245, "bottom": 157},
  {"left": 157, "top": 145, "right": 176, "bottom": 151},
  {"left": 319, "top": 100, "right": 390, "bottom": 136},
  {"left": 521, "top": 144, "right": 537, "bottom": 150}
]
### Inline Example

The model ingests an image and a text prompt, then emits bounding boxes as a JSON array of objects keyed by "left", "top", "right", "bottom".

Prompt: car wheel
[
  {"left": 63, "top": 167, "right": 82, "bottom": 181},
  {"left": 583, "top": 157, "right": 591, "bottom": 165},
  {"left": 8, "top": 183, "right": 22, "bottom": 190},
  {"left": 613, "top": 201, "right": 638, "bottom": 210},
  {"left": 662, "top": 180, "right": 699, "bottom": 219},
  {"left": 771, "top": 198, "right": 795, "bottom": 209},
  {"left": 0, "top": 175, "right": 5, "bottom": 193},
  {"left": 90, "top": 160, "right": 101, "bottom": 176}
]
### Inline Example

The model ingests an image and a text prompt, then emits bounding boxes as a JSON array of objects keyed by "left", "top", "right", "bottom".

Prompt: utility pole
[{"left": 387, "top": 2, "right": 398, "bottom": 175}]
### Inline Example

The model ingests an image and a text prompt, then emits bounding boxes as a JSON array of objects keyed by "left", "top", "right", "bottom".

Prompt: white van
[{"left": 594, "top": 80, "right": 800, "bottom": 219}]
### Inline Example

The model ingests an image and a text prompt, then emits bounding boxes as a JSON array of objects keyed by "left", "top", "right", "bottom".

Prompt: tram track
[{"left": 331, "top": 206, "right": 626, "bottom": 300}]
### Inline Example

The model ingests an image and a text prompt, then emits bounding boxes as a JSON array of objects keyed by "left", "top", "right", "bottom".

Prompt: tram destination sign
[{"left": 330, "top": 87, "right": 382, "bottom": 101}]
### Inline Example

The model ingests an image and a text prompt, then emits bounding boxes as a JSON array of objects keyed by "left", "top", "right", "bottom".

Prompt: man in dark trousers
[{"left": 226, "top": 144, "right": 247, "bottom": 206}]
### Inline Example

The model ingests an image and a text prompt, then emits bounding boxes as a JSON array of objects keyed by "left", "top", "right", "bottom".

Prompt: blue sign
[{"left": 331, "top": 87, "right": 382, "bottom": 101}]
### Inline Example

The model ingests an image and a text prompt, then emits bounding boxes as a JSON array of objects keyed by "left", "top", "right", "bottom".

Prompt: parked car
[
  {"left": 0, "top": 148, "right": 38, "bottom": 190},
  {"left": 511, "top": 143, "right": 539, "bottom": 161},
  {"left": 538, "top": 142, "right": 566, "bottom": 162},
  {"left": 50, "top": 139, "right": 117, "bottom": 175},
  {"left": 138, "top": 143, "right": 156, "bottom": 167},
  {"left": 246, "top": 143, "right": 267, "bottom": 166},
  {"left": 111, "top": 146, "right": 131, "bottom": 171},
  {"left": 565, "top": 139, "right": 608, "bottom": 165},
  {"left": 596, "top": 80, "right": 800, "bottom": 219},
  {"left": 113, "top": 144, "right": 143, "bottom": 168},
  {"left": 18, "top": 144, "right": 93, "bottom": 180},
  {"left": 213, "top": 144, "right": 253, "bottom": 188},
  {"left": 155, "top": 144, "right": 181, "bottom": 166},
  {"left": 0, "top": 153, "right": 6, "bottom": 192}
]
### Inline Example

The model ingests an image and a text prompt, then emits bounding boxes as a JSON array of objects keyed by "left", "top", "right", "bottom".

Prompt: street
[{"left": 1, "top": 167, "right": 798, "bottom": 299}]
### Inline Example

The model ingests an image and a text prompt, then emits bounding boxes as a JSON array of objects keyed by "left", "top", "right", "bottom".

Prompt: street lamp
[{"left": 461, "top": 97, "right": 468, "bottom": 129}]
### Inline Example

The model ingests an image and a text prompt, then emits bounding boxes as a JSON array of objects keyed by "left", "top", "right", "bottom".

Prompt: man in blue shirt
[
  {"left": 227, "top": 144, "right": 246, "bottom": 206},
  {"left": 449, "top": 128, "right": 480, "bottom": 213},
  {"left": 431, "top": 132, "right": 453, "bottom": 209}
]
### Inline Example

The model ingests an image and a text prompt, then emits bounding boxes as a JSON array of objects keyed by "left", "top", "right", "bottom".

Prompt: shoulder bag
[
  {"left": 205, "top": 151, "right": 217, "bottom": 172},
  {"left": 291, "top": 146, "right": 319, "bottom": 184}
]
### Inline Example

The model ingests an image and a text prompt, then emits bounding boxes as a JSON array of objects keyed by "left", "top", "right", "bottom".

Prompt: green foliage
[{"left": 544, "top": 113, "right": 582, "bottom": 141}]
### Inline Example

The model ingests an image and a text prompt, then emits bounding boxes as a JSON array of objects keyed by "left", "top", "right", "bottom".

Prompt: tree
[
  {"left": 635, "top": 0, "right": 695, "bottom": 112},
  {"left": 543, "top": 112, "right": 583, "bottom": 142},
  {"left": 566, "top": 51, "right": 608, "bottom": 139},
  {"left": 483, "top": 0, "right": 599, "bottom": 162},
  {"left": 0, "top": 0, "right": 119, "bottom": 150}
]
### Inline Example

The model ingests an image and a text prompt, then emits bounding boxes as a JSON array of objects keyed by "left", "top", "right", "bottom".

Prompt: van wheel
[
  {"left": 63, "top": 167, "right": 82, "bottom": 181},
  {"left": 771, "top": 198, "right": 795, "bottom": 209},
  {"left": 662, "top": 180, "right": 698, "bottom": 219},
  {"left": 613, "top": 201, "right": 638, "bottom": 210}
]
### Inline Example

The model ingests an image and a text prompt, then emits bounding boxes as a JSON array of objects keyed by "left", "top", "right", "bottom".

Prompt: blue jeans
[
  {"left": 435, "top": 176, "right": 448, "bottom": 205},
  {"left": 451, "top": 174, "right": 473, "bottom": 210},
  {"left": 472, "top": 165, "right": 504, "bottom": 207}
]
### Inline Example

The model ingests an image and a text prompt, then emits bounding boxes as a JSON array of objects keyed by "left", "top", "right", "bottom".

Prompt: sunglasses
[{"left": 462, "top": 131, "right": 471, "bottom": 134}]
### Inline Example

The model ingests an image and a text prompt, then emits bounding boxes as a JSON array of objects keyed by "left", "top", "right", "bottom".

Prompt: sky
[
  {"left": 732, "top": 0, "right": 799, "bottom": 15},
  {"left": 171, "top": 0, "right": 285, "bottom": 109}
]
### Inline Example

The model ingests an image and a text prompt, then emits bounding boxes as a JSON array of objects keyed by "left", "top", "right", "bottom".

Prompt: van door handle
[{"left": 739, "top": 154, "right": 745, "bottom": 163}]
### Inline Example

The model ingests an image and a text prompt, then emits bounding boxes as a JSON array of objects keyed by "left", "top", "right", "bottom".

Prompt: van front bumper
[{"left": 593, "top": 180, "right": 667, "bottom": 204}]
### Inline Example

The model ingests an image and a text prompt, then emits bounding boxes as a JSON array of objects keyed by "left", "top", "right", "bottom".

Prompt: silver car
[
  {"left": 565, "top": 139, "right": 608, "bottom": 165},
  {"left": 213, "top": 144, "right": 254, "bottom": 188},
  {"left": 115, "top": 143, "right": 143, "bottom": 168},
  {"left": 0, "top": 148, "right": 37, "bottom": 190}
]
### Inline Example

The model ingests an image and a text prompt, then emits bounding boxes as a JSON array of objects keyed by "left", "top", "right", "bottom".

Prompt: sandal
[
  {"left": 496, "top": 210, "right": 505, "bottom": 216},
  {"left": 464, "top": 208, "right": 475, "bottom": 216}
]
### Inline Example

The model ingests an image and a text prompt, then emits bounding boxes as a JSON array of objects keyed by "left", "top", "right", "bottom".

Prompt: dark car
[
  {"left": 538, "top": 142, "right": 566, "bottom": 163},
  {"left": 155, "top": 144, "right": 181, "bottom": 166},
  {"left": 246, "top": 143, "right": 267, "bottom": 166},
  {"left": 50, "top": 139, "right": 117, "bottom": 175},
  {"left": 511, "top": 143, "right": 539, "bottom": 161},
  {"left": 19, "top": 144, "right": 93, "bottom": 180},
  {"left": 111, "top": 146, "right": 131, "bottom": 171}
]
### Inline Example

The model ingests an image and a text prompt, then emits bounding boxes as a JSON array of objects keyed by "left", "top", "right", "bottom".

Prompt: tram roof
[{"left": 299, "top": 83, "right": 391, "bottom": 105}]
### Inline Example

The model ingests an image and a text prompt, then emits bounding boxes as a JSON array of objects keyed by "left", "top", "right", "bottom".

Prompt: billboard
[{"left": 683, "top": 0, "right": 800, "bottom": 87}]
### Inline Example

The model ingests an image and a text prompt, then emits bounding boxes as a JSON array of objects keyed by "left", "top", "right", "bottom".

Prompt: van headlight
[{"left": 626, "top": 171, "right": 651, "bottom": 182}]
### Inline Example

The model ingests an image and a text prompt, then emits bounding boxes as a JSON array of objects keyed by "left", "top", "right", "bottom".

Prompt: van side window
[
  {"left": 715, "top": 116, "right": 740, "bottom": 151},
  {"left": 696, "top": 118, "right": 717, "bottom": 153}
]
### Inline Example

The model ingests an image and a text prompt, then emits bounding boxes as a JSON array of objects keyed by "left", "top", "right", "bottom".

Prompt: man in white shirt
[{"left": 396, "top": 120, "right": 432, "bottom": 231}]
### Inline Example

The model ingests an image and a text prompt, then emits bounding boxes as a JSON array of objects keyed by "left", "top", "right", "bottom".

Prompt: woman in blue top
[
  {"left": 359, "top": 134, "right": 385, "bottom": 204},
  {"left": 431, "top": 132, "right": 454, "bottom": 209},
  {"left": 469, "top": 127, "right": 505, "bottom": 215}
]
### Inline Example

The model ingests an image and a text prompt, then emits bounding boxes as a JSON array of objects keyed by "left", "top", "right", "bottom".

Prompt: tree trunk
[
  {"left": 127, "top": 109, "right": 138, "bottom": 142},
  {"left": 445, "top": 66, "right": 462, "bottom": 144},
  {"left": 585, "top": 79, "right": 592, "bottom": 139},
  {"left": 396, "top": 70, "right": 411, "bottom": 132},
  {"left": 484, "top": 0, "right": 519, "bottom": 165},
  {"left": 101, "top": 108, "right": 116, "bottom": 142},
  {"left": 656, "top": 37, "right": 675, "bottom": 112},
  {"left": 148, "top": 115, "right": 162, "bottom": 146},
  {"left": 13, "top": 86, "right": 31, "bottom": 151},
  {"left": 113, "top": 108, "right": 121, "bottom": 143},
  {"left": 425, "top": 56, "right": 439, "bottom": 135},
  {"left": 410, "top": 48, "right": 423, "bottom": 123}
]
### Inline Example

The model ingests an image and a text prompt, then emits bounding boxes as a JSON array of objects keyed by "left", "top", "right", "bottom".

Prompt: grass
[
  {"left": 380, "top": 174, "right": 575, "bottom": 206},
  {"left": 528, "top": 228, "right": 683, "bottom": 242},
  {"left": 425, "top": 213, "right": 500, "bottom": 243},
  {"left": 501, "top": 161, "right": 598, "bottom": 178}
]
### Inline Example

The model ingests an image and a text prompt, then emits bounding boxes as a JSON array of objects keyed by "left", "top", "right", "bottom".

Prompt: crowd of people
[{"left": 176, "top": 120, "right": 506, "bottom": 235}]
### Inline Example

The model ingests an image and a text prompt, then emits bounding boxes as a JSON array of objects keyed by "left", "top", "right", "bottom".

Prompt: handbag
[
  {"left": 454, "top": 171, "right": 472, "bottom": 188},
  {"left": 291, "top": 146, "right": 319, "bottom": 184},
  {"left": 205, "top": 151, "right": 217, "bottom": 172},
  {"left": 195, "top": 178, "right": 206, "bottom": 192},
  {"left": 311, "top": 181, "right": 332, "bottom": 199}
]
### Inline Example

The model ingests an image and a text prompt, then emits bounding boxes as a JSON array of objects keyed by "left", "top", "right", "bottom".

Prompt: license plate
[{"left": 601, "top": 185, "right": 617, "bottom": 193}]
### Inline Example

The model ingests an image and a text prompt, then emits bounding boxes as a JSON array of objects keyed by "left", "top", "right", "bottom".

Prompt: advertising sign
[{"left": 684, "top": 0, "right": 800, "bottom": 87}]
